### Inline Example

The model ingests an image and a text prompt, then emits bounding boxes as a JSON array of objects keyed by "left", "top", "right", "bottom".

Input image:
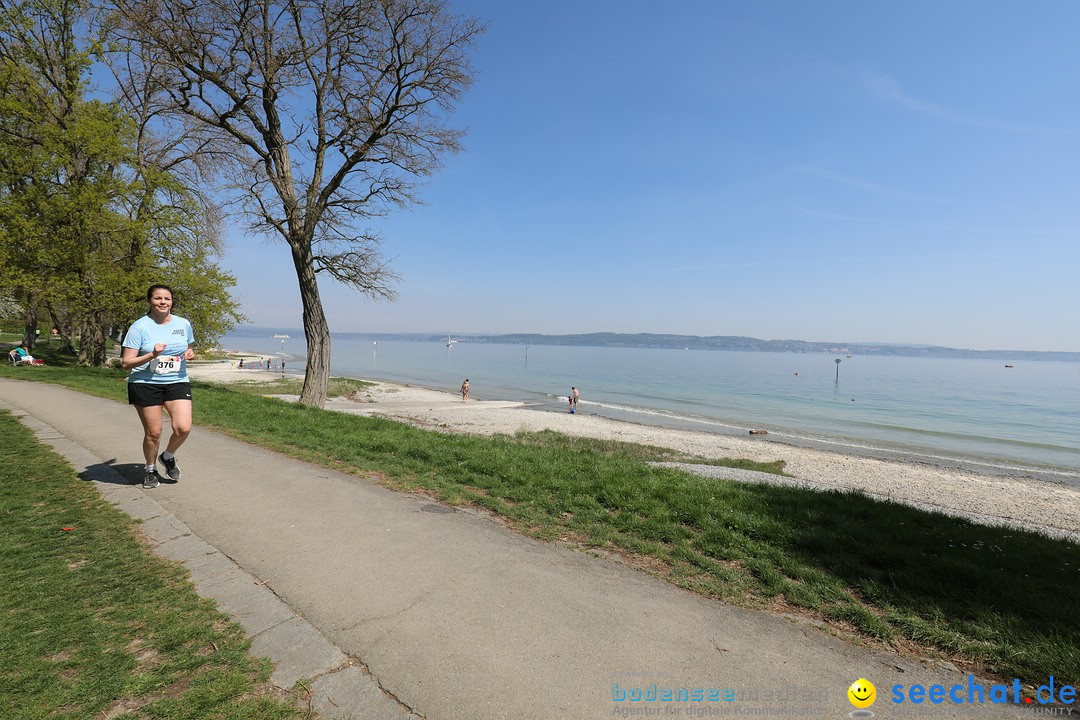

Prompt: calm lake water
[{"left": 221, "top": 330, "right": 1080, "bottom": 485}]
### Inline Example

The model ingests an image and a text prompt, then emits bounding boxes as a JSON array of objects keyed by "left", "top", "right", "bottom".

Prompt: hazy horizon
[{"left": 226, "top": 325, "right": 1078, "bottom": 355}]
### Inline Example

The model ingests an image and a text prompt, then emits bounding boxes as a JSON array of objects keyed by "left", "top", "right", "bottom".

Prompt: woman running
[{"left": 121, "top": 285, "right": 196, "bottom": 488}]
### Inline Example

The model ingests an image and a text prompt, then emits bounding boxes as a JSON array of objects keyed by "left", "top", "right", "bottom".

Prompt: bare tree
[{"left": 107, "top": 0, "right": 482, "bottom": 406}]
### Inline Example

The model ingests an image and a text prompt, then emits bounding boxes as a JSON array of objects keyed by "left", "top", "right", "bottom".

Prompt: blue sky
[{"left": 221, "top": 0, "right": 1080, "bottom": 352}]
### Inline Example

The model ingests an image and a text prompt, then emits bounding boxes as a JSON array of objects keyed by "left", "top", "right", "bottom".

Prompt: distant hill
[
  {"left": 236, "top": 327, "right": 1080, "bottom": 362},
  {"left": 454, "top": 332, "right": 1080, "bottom": 362}
]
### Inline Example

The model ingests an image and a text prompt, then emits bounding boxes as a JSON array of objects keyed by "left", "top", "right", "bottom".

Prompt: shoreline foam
[{"left": 187, "top": 360, "right": 1080, "bottom": 543}]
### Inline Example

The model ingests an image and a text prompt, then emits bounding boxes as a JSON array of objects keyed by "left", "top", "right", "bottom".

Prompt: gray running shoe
[
  {"left": 158, "top": 452, "right": 181, "bottom": 481},
  {"left": 143, "top": 468, "right": 160, "bottom": 489}
]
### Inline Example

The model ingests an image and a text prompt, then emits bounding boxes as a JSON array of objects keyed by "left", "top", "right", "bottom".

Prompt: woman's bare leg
[
  {"left": 162, "top": 398, "right": 192, "bottom": 454},
  {"left": 134, "top": 405, "right": 163, "bottom": 466}
]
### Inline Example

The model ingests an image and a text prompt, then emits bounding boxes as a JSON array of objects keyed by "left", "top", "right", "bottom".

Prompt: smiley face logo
[{"left": 848, "top": 678, "right": 876, "bottom": 709}]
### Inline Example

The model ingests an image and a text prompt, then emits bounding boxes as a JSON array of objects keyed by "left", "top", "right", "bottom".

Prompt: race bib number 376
[{"left": 153, "top": 356, "right": 181, "bottom": 374}]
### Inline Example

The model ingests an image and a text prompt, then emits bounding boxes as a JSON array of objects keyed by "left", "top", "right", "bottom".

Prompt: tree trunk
[
  {"left": 77, "top": 312, "right": 107, "bottom": 366},
  {"left": 45, "top": 302, "right": 77, "bottom": 354},
  {"left": 22, "top": 301, "right": 39, "bottom": 352},
  {"left": 290, "top": 236, "right": 330, "bottom": 408}
]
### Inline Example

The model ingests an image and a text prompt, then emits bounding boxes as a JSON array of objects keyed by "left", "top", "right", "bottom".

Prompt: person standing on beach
[
  {"left": 570, "top": 386, "right": 580, "bottom": 413},
  {"left": 461, "top": 379, "right": 469, "bottom": 402},
  {"left": 121, "top": 284, "right": 195, "bottom": 489}
]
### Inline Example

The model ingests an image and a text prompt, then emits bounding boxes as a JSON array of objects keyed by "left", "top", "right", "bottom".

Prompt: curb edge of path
[{"left": 2, "top": 399, "right": 422, "bottom": 720}]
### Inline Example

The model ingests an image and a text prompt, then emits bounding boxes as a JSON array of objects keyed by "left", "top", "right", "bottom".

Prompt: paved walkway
[{"left": 0, "top": 379, "right": 1025, "bottom": 719}]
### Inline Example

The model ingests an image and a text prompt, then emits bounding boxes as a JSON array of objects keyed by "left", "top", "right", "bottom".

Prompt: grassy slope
[{"left": 0, "top": 410, "right": 312, "bottom": 720}]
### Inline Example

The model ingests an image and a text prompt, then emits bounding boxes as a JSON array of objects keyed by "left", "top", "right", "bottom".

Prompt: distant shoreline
[{"left": 227, "top": 328, "right": 1080, "bottom": 362}]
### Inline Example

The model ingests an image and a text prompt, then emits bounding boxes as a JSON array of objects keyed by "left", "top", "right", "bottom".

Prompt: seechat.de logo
[{"left": 891, "top": 676, "right": 1076, "bottom": 707}]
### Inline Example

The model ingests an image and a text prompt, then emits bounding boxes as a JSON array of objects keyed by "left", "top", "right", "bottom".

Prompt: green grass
[
  {"left": 0, "top": 411, "right": 313, "bottom": 720},
  {"left": 198, "top": 374, "right": 375, "bottom": 399},
  {"left": 1, "top": 333, "right": 67, "bottom": 345},
  {"left": 2, "top": 356, "right": 1078, "bottom": 687}
]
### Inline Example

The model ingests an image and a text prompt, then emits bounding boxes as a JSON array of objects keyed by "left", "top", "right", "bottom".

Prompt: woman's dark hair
[{"left": 146, "top": 284, "right": 174, "bottom": 302}]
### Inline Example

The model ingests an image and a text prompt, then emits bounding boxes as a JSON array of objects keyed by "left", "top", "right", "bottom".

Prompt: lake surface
[{"left": 221, "top": 330, "right": 1080, "bottom": 485}]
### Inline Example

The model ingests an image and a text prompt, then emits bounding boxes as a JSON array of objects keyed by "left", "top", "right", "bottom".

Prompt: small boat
[
  {"left": 446, "top": 333, "right": 456, "bottom": 348},
  {"left": 1005, "top": 364, "right": 1014, "bottom": 368}
]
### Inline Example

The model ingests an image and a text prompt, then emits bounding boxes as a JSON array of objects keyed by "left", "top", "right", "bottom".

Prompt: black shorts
[{"left": 128, "top": 382, "right": 192, "bottom": 407}]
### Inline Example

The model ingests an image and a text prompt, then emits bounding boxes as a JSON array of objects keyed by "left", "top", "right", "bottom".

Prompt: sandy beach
[{"left": 188, "top": 359, "right": 1080, "bottom": 543}]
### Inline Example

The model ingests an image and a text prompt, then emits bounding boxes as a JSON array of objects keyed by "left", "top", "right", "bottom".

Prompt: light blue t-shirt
[{"left": 122, "top": 314, "right": 194, "bottom": 384}]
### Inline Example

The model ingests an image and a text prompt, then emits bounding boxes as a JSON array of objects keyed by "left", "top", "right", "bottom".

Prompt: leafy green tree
[
  {"left": 0, "top": 0, "right": 141, "bottom": 362},
  {"left": 0, "top": 12, "right": 51, "bottom": 348},
  {"left": 0, "top": 0, "right": 244, "bottom": 361}
]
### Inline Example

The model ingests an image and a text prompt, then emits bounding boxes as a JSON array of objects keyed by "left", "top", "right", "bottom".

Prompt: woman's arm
[{"left": 121, "top": 343, "right": 167, "bottom": 371}]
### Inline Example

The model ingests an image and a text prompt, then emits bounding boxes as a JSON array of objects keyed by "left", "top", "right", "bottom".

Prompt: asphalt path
[{"left": 0, "top": 378, "right": 1028, "bottom": 719}]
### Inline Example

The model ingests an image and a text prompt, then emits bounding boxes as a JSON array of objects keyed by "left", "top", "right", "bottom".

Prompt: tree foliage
[
  {"left": 107, "top": 0, "right": 482, "bottom": 406},
  {"left": 0, "top": 0, "right": 244, "bottom": 360}
]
